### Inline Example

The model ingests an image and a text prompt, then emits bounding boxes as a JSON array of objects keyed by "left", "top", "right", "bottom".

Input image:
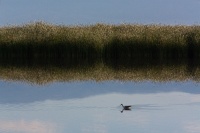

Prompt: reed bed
[
  {"left": 0, "top": 22, "right": 200, "bottom": 84},
  {"left": 0, "top": 22, "right": 200, "bottom": 60}
]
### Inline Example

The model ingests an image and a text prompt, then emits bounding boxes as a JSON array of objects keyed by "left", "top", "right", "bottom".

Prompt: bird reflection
[{"left": 120, "top": 104, "right": 131, "bottom": 113}]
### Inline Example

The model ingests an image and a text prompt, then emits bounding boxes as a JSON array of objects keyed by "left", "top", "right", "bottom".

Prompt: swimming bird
[
  {"left": 120, "top": 104, "right": 131, "bottom": 113},
  {"left": 121, "top": 104, "right": 131, "bottom": 110}
]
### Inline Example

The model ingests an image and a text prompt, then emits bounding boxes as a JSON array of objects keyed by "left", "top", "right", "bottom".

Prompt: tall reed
[{"left": 0, "top": 22, "right": 200, "bottom": 62}]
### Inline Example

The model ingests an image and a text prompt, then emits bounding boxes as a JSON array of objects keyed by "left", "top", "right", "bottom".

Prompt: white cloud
[
  {"left": 0, "top": 120, "right": 56, "bottom": 133},
  {"left": 190, "top": 95, "right": 200, "bottom": 103},
  {"left": 185, "top": 121, "right": 200, "bottom": 133},
  {"left": 82, "top": 123, "right": 107, "bottom": 133}
]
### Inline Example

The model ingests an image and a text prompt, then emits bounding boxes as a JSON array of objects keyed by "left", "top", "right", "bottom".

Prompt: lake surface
[
  {"left": 0, "top": 0, "right": 200, "bottom": 132},
  {"left": 0, "top": 0, "right": 200, "bottom": 26},
  {"left": 0, "top": 80, "right": 200, "bottom": 133}
]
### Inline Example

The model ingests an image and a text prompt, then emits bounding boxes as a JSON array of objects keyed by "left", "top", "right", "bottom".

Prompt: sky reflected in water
[{"left": 0, "top": 80, "right": 200, "bottom": 133}]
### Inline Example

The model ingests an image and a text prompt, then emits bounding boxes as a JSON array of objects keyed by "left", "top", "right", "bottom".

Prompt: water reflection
[
  {"left": 0, "top": 81, "right": 200, "bottom": 104},
  {"left": 0, "top": 81, "right": 200, "bottom": 133},
  {"left": 0, "top": 120, "right": 56, "bottom": 133},
  {"left": 1, "top": 57, "right": 200, "bottom": 84}
]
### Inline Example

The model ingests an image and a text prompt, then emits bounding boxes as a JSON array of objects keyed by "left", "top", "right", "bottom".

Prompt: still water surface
[{"left": 0, "top": 80, "right": 200, "bottom": 133}]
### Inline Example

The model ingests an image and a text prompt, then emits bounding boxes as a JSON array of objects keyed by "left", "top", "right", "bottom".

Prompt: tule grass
[
  {"left": 0, "top": 22, "right": 200, "bottom": 61},
  {"left": 0, "top": 22, "right": 200, "bottom": 84}
]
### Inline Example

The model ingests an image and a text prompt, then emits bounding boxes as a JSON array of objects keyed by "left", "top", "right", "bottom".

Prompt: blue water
[
  {"left": 0, "top": 0, "right": 200, "bottom": 26},
  {"left": 0, "top": 80, "right": 200, "bottom": 133},
  {"left": 1, "top": 1, "right": 200, "bottom": 132}
]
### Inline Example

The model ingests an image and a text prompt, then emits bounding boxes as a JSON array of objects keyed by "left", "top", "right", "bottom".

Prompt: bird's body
[{"left": 120, "top": 104, "right": 131, "bottom": 113}]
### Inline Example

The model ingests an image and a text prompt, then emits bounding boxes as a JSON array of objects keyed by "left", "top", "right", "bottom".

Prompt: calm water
[
  {"left": 1, "top": 0, "right": 200, "bottom": 132},
  {"left": 0, "top": 0, "right": 200, "bottom": 26},
  {"left": 0, "top": 80, "right": 200, "bottom": 133}
]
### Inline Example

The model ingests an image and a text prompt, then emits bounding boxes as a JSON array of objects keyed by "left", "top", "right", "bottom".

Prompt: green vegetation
[
  {"left": 0, "top": 22, "right": 200, "bottom": 84},
  {"left": 0, "top": 22, "right": 200, "bottom": 61}
]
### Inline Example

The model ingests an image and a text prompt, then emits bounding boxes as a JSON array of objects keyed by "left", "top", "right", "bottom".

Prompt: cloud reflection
[
  {"left": 185, "top": 121, "right": 200, "bottom": 133},
  {"left": 82, "top": 123, "right": 107, "bottom": 133},
  {"left": 0, "top": 120, "right": 56, "bottom": 133}
]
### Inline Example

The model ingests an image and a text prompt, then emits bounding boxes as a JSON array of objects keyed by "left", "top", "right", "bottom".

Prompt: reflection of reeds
[{"left": 0, "top": 63, "right": 200, "bottom": 84}]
